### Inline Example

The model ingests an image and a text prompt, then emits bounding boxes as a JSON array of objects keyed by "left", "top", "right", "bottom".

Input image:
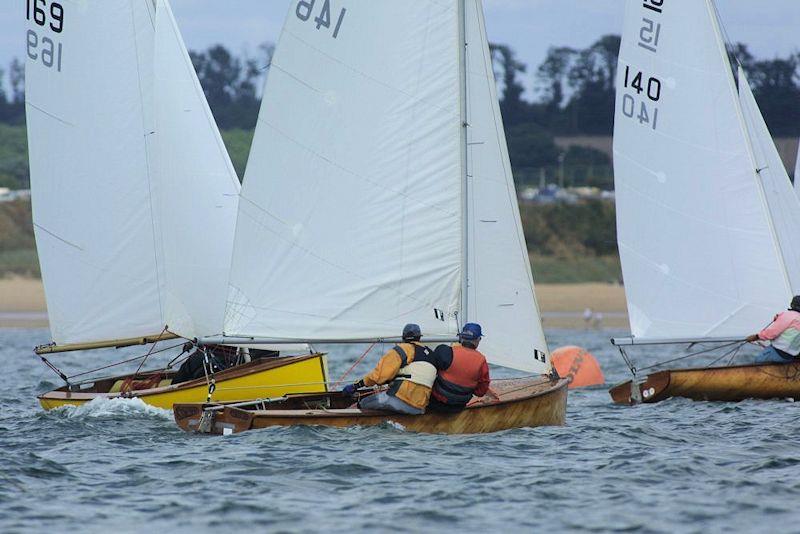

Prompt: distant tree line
[
  {"left": 1, "top": 37, "right": 797, "bottom": 191},
  {"left": 0, "top": 59, "right": 25, "bottom": 125}
]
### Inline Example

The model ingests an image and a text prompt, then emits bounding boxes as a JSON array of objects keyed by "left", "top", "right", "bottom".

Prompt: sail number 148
[{"left": 296, "top": 0, "right": 347, "bottom": 39}]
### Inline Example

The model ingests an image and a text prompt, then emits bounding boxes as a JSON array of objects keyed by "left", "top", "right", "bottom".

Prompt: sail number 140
[
  {"left": 296, "top": 0, "right": 347, "bottom": 39},
  {"left": 621, "top": 66, "right": 662, "bottom": 131}
]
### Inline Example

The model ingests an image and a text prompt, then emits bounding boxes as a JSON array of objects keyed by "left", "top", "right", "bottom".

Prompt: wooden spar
[
  {"left": 197, "top": 335, "right": 460, "bottom": 346},
  {"left": 611, "top": 336, "right": 746, "bottom": 347},
  {"left": 609, "top": 361, "right": 800, "bottom": 404},
  {"left": 173, "top": 377, "right": 570, "bottom": 435},
  {"left": 34, "top": 332, "right": 181, "bottom": 355}
]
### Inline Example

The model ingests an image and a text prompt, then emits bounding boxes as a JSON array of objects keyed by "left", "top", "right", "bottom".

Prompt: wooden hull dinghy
[
  {"left": 173, "top": 376, "right": 569, "bottom": 435},
  {"left": 610, "top": 361, "right": 800, "bottom": 405},
  {"left": 39, "top": 353, "right": 328, "bottom": 410}
]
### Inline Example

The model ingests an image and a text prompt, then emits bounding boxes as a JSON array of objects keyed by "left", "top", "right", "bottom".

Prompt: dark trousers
[{"left": 427, "top": 396, "right": 466, "bottom": 414}]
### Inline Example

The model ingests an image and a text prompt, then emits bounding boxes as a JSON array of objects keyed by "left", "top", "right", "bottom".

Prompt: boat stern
[
  {"left": 174, "top": 403, "right": 254, "bottom": 435},
  {"left": 608, "top": 371, "right": 671, "bottom": 405}
]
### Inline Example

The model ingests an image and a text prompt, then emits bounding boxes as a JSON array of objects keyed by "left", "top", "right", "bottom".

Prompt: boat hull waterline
[
  {"left": 173, "top": 377, "right": 569, "bottom": 435},
  {"left": 38, "top": 354, "right": 328, "bottom": 410},
  {"left": 609, "top": 361, "right": 800, "bottom": 404}
]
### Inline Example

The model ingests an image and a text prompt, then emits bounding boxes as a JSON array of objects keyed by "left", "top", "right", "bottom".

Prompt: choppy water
[{"left": 2, "top": 327, "right": 799, "bottom": 533}]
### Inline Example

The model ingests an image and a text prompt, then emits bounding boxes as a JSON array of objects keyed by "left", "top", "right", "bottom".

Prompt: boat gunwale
[{"left": 187, "top": 376, "right": 569, "bottom": 420}]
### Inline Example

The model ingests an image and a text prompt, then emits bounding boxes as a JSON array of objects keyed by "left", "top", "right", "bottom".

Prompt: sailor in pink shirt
[{"left": 747, "top": 296, "right": 800, "bottom": 363}]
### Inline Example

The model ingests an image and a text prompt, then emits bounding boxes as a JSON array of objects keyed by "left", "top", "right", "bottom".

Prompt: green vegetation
[
  {"left": 0, "top": 199, "right": 38, "bottom": 277},
  {"left": 0, "top": 249, "right": 39, "bottom": 278},
  {"left": 520, "top": 201, "right": 617, "bottom": 257},
  {"left": 0, "top": 125, "right": 29, "bottom": 189},
  {"left": 531, "top": 255, "right": 620, "bottom": 284},
  {"left": 220, "top": 129, "right": 255, "bottom": 180}
]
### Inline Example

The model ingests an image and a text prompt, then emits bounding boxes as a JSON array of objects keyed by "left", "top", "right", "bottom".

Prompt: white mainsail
[
  {"left": 26, "top": 0, "right": 238, "bottom": 345},
  {"left": 225, "top": 0, "right": 549, "bottom": 373},
  {"left": 614, "top": 0, "right": 794, "bottom": 341}
]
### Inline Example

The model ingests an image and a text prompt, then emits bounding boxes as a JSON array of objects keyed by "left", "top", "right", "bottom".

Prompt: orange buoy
[{"left": 551, "top": 346, "right": 605, "bottom": 388}]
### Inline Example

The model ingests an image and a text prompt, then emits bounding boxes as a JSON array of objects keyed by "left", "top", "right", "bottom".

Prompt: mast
[
  {"left": 458, "top": 0, "right": 470, "bottom": 326},
  {"left": 707, "top": 0, "right": 793, "bottom": 298}
]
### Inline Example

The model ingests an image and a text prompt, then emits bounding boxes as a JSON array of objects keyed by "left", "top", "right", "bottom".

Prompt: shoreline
[{"left": 0, "top": 278, "right": 629, "bottom": 330}]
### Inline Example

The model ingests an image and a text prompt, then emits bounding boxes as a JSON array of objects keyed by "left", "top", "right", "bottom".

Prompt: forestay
[
  {"left": 225, "top": 0, "right": 549, "bottom": 373},
  {"left": 463, "top": 0, "right": 548, "bottom": 372},
  {"left": 614, "top": 0, "right": 792, "bottom": 341},
  {"left": 26, "top": 0, "right": 238, "bottom": 345}
]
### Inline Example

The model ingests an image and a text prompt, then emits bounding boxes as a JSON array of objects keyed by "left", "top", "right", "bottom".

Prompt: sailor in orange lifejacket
[
  {"left": 342, "top": 324, "right": 443, "bottom": 415},
  {"left": 428, "top": 323, "right": 500, "bottom": 413}
]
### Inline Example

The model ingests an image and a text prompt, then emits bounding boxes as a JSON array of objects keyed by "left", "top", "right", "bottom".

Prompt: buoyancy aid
[
  {"left": 392, "top": 344, "right": 437, "bottom": 388},
  {"left": 384, "top": 343, "right": 439, "bottom": 410},
  {"left": 432, "top": 345, "right": 486, "bottom": 406}
]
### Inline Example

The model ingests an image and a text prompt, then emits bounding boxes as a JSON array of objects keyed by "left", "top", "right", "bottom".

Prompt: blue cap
[
  {"left": 402, "top": 323, "right": 422, "bottom": 340},
  {"left": 459, "top": 323, "right": 483, "bottom": 341}
]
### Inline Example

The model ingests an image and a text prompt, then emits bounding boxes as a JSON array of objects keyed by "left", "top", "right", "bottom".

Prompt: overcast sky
[{"left": 1, "top": 1, "right": 798, "bottom": 97}]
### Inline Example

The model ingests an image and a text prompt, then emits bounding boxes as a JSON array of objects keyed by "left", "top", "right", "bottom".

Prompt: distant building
[
  {"left": 518, "top": 183, "right": 614, "bottom": 205},
  {"left": 0, "top": 189, "right": 31, "bottom": 203}
]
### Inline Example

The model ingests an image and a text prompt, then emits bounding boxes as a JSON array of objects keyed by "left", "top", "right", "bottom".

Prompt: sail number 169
[
  {"left": 296, "top": 0, "right": 347, "bottom": 39},
  {"left": 27, "top": 0, "right": 64, "bottom": 33}
]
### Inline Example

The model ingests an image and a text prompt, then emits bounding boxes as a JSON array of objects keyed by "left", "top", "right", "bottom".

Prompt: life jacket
[
  {"left": 431, "top": 345, "right": 486, "bottom": 406},
  {"left": 392, "top": 343, "right": 437, "bottom": 388}
]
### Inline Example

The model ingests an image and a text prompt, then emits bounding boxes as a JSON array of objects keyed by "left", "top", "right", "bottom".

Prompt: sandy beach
[{"left": 0, "top": 277, "right": 629, "bottom": 330}]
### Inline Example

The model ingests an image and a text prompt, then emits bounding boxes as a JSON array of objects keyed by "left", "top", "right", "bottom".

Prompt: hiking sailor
[
  {"left": 428, "top": 323, "right": 500, "bottom": 413},
  {"left": 746, "top": 296, "right": 800, "bottom": 363},
  {"left": 342, "top": 324, "right": 441, "bottom": 415}
]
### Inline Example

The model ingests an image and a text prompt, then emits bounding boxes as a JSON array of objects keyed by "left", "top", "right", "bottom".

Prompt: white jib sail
[
  {"left": 614, "top": 0, "right": 792, "bottom": 341},
  {"left": 26, "top": 0, "right": 166, "bottom": 345},
  {"left": 153, "top": 0, "right": 241, "bottom": 338},
  {"left": 225, "top": 1, "right": 463, "bottom": 342},
  {"left": 463, "top": 0, "right": 549, "bottom": 372},
  {"left": 737, "top": 66, "right": 800, "bottom": 294}
]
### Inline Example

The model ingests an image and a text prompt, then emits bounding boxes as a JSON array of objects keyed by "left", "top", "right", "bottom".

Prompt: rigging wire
[
  {"left": 332, "top": 341, "right": 378, "bottom": 389},
  {"left": 634, "top": 340, "right": 748, "bottom": 374}
]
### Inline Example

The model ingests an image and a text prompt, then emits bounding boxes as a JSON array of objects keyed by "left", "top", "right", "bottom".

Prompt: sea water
[{"left": 1, "top": 327, "right": 798, "bottom": 533}]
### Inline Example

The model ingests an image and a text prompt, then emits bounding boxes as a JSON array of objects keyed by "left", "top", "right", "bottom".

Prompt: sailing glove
[{"left": 342, "top": 380, "right": 365, "bottom": 396}]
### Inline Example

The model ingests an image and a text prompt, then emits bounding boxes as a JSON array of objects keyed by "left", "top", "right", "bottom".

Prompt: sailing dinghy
[
  {"left": 28, "top": 0, "right": 327, "bottom": 410},
  {"left": 609, "top": 0, "right": 800, "bottom": 404},
  {"left": 174, "top": 0, "right": 568, "bottom": 435}
]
